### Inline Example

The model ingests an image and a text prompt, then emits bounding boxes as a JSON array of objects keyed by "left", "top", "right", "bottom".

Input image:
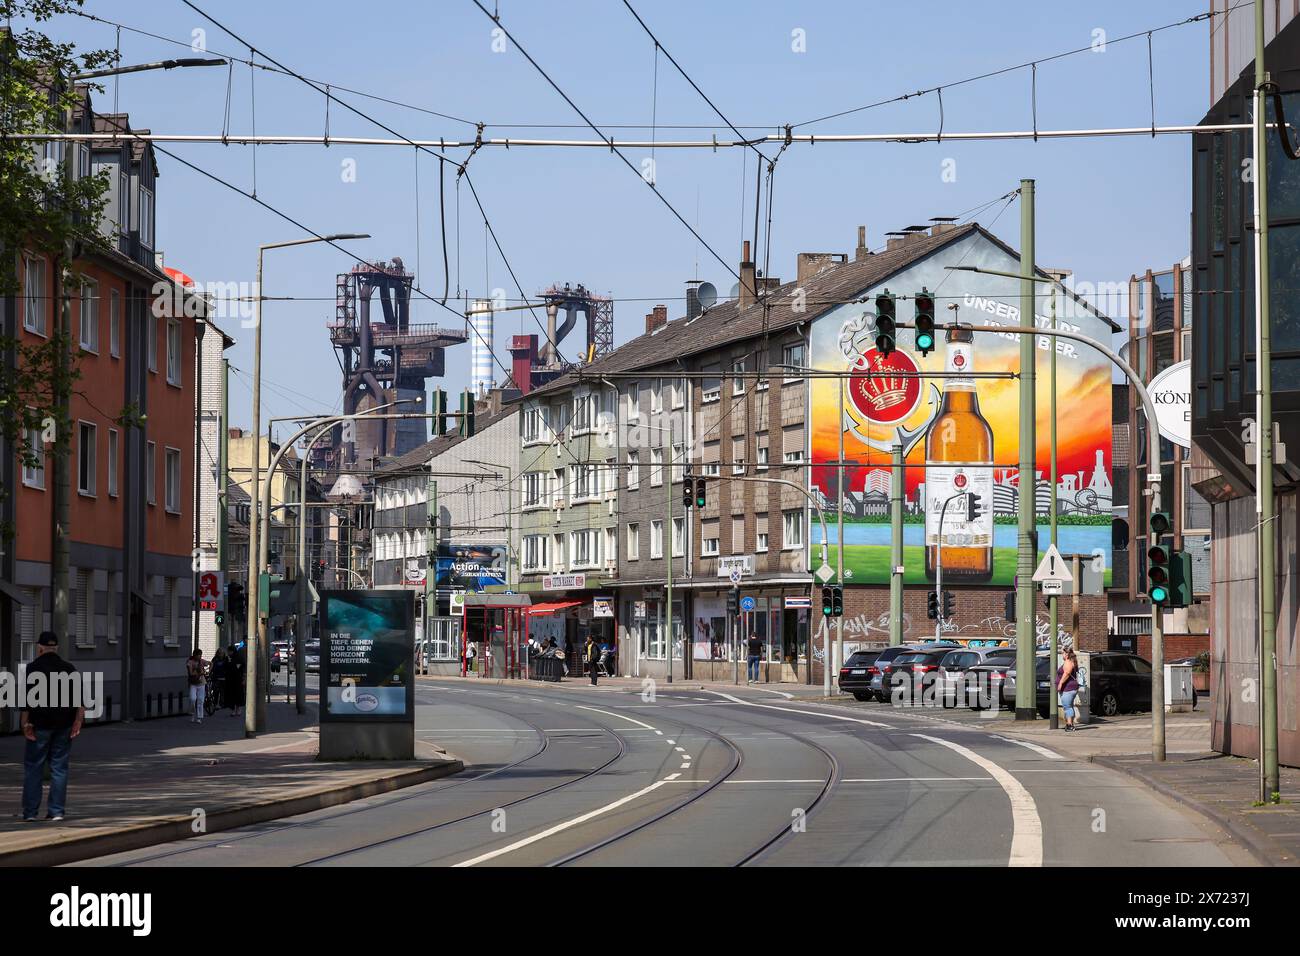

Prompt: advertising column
[{"left": 319, "top": 589, "right": 415, "bottom": 760}]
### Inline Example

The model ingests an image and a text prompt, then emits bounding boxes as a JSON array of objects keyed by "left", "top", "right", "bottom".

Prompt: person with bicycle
[{"left": 186, "top": 648, "right": 208, "bottom": 724}]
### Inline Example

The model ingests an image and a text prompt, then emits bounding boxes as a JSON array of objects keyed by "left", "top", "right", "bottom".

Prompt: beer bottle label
[
  {"left": 924, "top": 467, "right": 994, "bottom": 547},
  {"left": 945, "top": 342, "right": 974, "bottom": 386}
]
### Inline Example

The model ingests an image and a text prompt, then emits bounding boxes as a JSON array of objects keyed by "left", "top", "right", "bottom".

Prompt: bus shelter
[{"left": 461, "top": 593, "right": 531, "bottom": 679}]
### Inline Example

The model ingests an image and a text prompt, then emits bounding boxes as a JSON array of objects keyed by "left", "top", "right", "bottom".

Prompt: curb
[
  {"left": 0, "top": 757, "right": 463, "bottom": 867},
  {"left": 1088, "top": 754, "right": 1289, "bottom": 867}
]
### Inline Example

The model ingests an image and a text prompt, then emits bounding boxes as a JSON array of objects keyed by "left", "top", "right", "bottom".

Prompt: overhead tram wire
[
  {"left": 178, "top": 0, "right": 563, "bottom": 367},
  {"left": 468, "top": 0, "right": 741, "bottom": 284}
]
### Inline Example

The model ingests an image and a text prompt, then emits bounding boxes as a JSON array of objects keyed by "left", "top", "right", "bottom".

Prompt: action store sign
[{"left": 1148, "top": 360, "right": 1191, "bottom": 449}]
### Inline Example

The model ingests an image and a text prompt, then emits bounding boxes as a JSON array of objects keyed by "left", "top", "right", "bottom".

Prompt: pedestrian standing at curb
[
  {"left": 226, "top": 644, "right": 246, "bottom": 717},
  {"left": 746, "top": 632, "right": 763, "bottom": 684},
  {"left": 20, "top": 632, "right": 84, "bottom": 823},
  {"left": 585, "top": 634, "right": 600, "bottom": 686},
  {"left": 186, "top": 648, "right": 207, "bottom": 723},
  {"left": 1057, "top": 646, "right": 1080, "bottom": 732}
]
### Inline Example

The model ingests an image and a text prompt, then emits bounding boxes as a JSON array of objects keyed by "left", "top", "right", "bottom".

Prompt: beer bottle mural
[{"left": 924, "top": 325, "right": 993, "bottom": 581}]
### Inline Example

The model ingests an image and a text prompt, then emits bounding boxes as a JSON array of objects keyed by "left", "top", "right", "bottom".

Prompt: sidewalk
[{"left": 0, "top": 700, "right": 461, "bottom": 866}]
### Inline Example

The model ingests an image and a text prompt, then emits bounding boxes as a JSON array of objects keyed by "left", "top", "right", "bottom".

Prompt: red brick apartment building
[{"left": 1, "top": 87, "right": 200, "bottom": 728}]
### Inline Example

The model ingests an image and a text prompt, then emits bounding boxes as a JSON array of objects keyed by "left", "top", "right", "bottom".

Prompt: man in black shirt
[
  {"left": 20, "top": 632, "right": 84, "bottom": 822},
  {"left": 746, "top": 632, "right": 763, "bottom": 685}
]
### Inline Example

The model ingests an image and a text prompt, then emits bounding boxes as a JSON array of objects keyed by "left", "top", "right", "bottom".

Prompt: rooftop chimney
[
  {"left": 686, "top": 282, "right": 701, "bottom": 320},
  {"left": 885, "top": 231, "right": 907, "bottom": 252},
  {"left": 646, "top": 304, "right": 668, "bottom": 333},
  {"left": 796, "top": 252, "right": 847, "bottom": 285},
  {"left": 929, "top": 216, "right": 958, "bottom": 236},
  {"left": 855, "top": 225, "right": 870, "bottom": 260},
  {"left": 739, "top": 240, "right": 757, "bottom": 309},
  {"left": 509, "top": 334, "right": 538, "bottom": 396}
]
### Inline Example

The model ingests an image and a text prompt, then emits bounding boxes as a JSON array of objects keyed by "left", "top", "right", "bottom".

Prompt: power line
[{"left": 468, "top": 0, "right": 741, "bottom": 284}]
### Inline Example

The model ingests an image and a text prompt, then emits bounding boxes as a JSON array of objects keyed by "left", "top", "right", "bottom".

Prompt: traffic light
[
  {"left": 874, "top": 290, "right": 897, "bottom": 356},
  {"left": 458, "top": 389, "right": 476, "bottom": 438},
  {"left": 927, "top": 591, "right": 940, "bottom": 620},
  {"left": 683, "top": 472, "right": 695, "bottom": 509},
  {"left": 727, "top": 589, "right": 739, "bottom": 615},
  {"left": 1146, "top": 544, "right": 1171, "bottom": 605},
  {"left": 1147, "top": 510, "right": 1172, "bottom": 606},
  {"left": 942, "top": 590, "right": 955, "bottom": 621},
  {"left": 695, "top": 476, "right": 707, "bottom": 508},
  {"left": 432, "top": 388, "right": 448, "bottom": 436},
  {"left": 227, "top": 581, "right": 245, "bottom": 618},
  {"left": 258, "top": 572, "right": 284, "bottom": 617},
  {"left": 1004, "top": 591, "right": 1016, "bottom": 622},
  {"left": 214, "top": 611, "right": 225, "bottom": 628},
  {"left": 822, "top": 585, "right": 835, "bottom": 618},
  {"left": 914, "top": 288, "right": 936, "bottom": 357},
  {"left": 1167, "top": 549, "right": 1193, "bottom": 608},
  {"left": 966, "top": 492, "right": 984, "bottom": 523},
  {"left": 831, "top": 586, "right": 843, "bottom": 617}
]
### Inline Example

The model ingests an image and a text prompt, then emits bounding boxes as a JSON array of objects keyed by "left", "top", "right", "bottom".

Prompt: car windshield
[
  {"left": 894, "top": 653, "right": 925, "bottom": 664},
  {"left": 846, "top": 652, "right": 875, "bottom": 666}
]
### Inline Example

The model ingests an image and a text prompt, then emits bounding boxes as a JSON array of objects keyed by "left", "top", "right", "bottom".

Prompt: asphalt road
[{"left": 80, "top": 679, "right": 1252, "bottom": 867}]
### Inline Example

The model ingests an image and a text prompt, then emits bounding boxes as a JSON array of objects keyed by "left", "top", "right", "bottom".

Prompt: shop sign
[
  {"left": 593, "top": 597, "right": 614, "bottom": 618},
  {"left": 717, "top": 555, "right": 754, "bottom": 579},
  {"left": 543, "top": 573, "right": 586, "bottom": 591},
  {"left": 784, "top": 597, "right": 812, "bottom": 609}
]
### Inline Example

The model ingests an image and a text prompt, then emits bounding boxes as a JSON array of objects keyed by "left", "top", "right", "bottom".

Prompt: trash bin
[{"left": 1165, "top": 663, "right": 1194, "bottom": 713}]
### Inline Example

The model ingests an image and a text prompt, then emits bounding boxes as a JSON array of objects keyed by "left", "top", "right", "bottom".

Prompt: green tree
[{"left": 0, "top": 1, "right": 116, "bottom": 539}]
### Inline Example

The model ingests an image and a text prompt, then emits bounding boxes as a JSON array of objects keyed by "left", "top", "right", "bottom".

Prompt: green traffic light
[
  {"left": 1151, "top": 586, "right": 1168, "bottom": 603},
  {"left": 916, "top": 332, "right": 934, "bottom": 350}
]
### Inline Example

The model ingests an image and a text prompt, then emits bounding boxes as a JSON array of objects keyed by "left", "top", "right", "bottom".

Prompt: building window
[
  {"left": 570, "top": 463, "right": 600, "bottom": 501},
  {"left": 147, "top": 310, "right": 158, "bottom": 372},
  {"left": 671, "top": 378, "right": 685, "bottom": 409},
  {"left": 783, "top": 450, "right": 804, "bottom": 464},
  {"left": 626, "top": 450, "right": 640, "bottom": 490},
  {"left": 23, "top": 254, "right": 46, "bottom": 336},
  {"left": 782, "top": 342, "right": 806, "bottom": 380},
  {"left": 166, "top": 319, "right": 182, "bottom": 386},
  {"left": 650, "top": 447, "right": 664, "bottom": 487},
  {"left": 702, "top": 531, "right": 720, "bottom": 557},
  {"left": 522, "top": 405, "right": 549, "bottom": 444},
  {"left": 672, "top": 516, "right": 685, "bottom": 557},
  {"left": 162, "top": 577, "right": 177, "bottom": 646},
  {"left": 106, "top": 572, "right": 120, "bottom": 644},
  {"left": 757, "top": 445, "right": 769, "bottom": 471},
  {"left": 75, "top": 569, "right": 93, "bottom": 648},
  {"left": 782, "top": 509, "right": 804, "bottom": 550},
  {"left": 702, "top": 461, "right": 720, "bottom": 477},
  {"left": 572, "top": 392, "right": 599, "bottom": 434},
  {"left": 732, "top": 357, "right": 747, "bottom": 395},
  {"left": 650, "top": 520, "right": 663, "bottom": 559},
  {"left": 107, "top": 429, "right": 118, "bottom": 497},
  {"left": 523, "top": 471, "right": 547, "bottom": 508},
  {"left": 22, "top": 424, "right": 45, "bottom": 489},
  {"left": 109, "top": 288, "right": 121, "bottom": 357},
  {"left": 756, "top": 530, "right": 769, "bottom": 553},
  {"left": 627, "top": 523, "right": 640, "bottom": 559},
  {"left": 701, "top": 365, "right": 721, "bottom": 403},
  {"left": 626, "top": 383, "right": 639, "bottom": 420},
  {"left": 552, "top": 533, "right": 565, "bottom": 570},
  {"left": 671, "top": 442, "right": 685, "bottom": 484},
  {"left": 604, "top": 527, "right": 616, "bottom": 566},
  {"left": 78, "top": 278, "right": 99, "bottom": 353},
  {"left": 569, "top": 529, "right": 600, "bottom": 569},
  {"left": 77, "top": 421, "right": 96, "bottom": 496},
  {"left": 146, "top": 441, "right": 156, "bottom": 505},
  {"left": 651, "top": 380, "right": 664, "bottom": 413},
  {"left": 139, "top": 185, "right": 154, "bottom": 248}
]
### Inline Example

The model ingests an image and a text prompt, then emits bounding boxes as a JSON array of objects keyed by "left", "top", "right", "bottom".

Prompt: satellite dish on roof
[
  {"left": 728, "top": 282, "right": 741, "bottom": 301},
  {"left": 697, "top": 282, "right": 717, "bottom": 312}
]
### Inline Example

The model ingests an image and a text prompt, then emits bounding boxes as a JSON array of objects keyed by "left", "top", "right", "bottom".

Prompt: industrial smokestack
[{"left": 469, "top": 299, "right": 495, "bottom": 397}]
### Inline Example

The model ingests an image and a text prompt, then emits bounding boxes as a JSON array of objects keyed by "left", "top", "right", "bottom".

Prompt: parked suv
[
  {"left": 839, "top": 650, "right": 883, "bottom": 700},
  {"left": 883, "top": 648, "right": 957, "bottom": 706},
  {"left": 937, "top": 645, "right": 1015, "bottom": 707},
  {"left": 1036, "top": 652, "right": 1155, "bottom": 717}
]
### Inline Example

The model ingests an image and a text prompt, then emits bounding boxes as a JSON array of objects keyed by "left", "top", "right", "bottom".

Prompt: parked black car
[
  {"left": 839, "top": 650, "right": 882, "bottom": 700},
  {"left": 1034, "top": 651, "right": 1155, "bottom": 717},
  {"left": 965, "top": 650, "right": 1020, "bottom": 709},
  {"left": 884, "top": 648, "right": 954, "bottom": 705}
]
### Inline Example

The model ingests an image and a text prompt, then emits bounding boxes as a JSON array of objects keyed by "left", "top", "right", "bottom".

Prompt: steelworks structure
[
  {"left": 539, "top": 282, "right": 613, "bottom": 366},
  {"left": 328, "top": 258, "right": 467, "bottom": 464}
]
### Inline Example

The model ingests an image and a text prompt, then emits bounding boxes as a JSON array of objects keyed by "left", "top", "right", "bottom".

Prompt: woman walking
[{"left": 1057, "top": 646, "right": 1081, "bottom": 732}]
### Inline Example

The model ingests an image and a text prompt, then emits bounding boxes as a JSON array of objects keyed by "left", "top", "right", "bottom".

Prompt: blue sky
[{"left": 47, "top": 0, "right": 1213, "bottom": 437}]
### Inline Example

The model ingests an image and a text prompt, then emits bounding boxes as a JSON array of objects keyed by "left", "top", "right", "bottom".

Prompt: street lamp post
[{"left": 243, "top": 232, "right": 369, "bottom": 735}]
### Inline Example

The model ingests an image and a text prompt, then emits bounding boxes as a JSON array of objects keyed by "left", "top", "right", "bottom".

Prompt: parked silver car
[{"left": 936, "top": 645, "right": 1016, "bottom": 706}]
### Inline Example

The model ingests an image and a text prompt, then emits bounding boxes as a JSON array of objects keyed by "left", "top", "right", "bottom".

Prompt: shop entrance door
[{"left": 781, "top": 609, "right": 800, "bottom": 682}]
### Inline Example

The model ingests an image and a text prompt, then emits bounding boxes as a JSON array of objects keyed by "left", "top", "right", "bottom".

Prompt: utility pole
[
  {"left": 219, "top": 358, "right": 229, "bottom": 647},
  {"left": 1253, "top": 0, "right": 1280, "bottom": 800},
  {"left": 1015, "top": 178, "right": 1038, "bottom": 721},
  {"left": 1048, "top": 286, "right": 1060, "bottom": 730},
  {"left": 889, "top": 443, "right": 904, "bottom": 646},
  {"left": 665, "top": 444, "right": 673, "bottom": 684},
  {"left": 836, "top": 376, "right": 846, "bottom": 687}
]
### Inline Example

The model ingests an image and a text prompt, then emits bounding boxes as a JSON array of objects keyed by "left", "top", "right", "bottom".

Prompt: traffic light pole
[
  {"left": 891, "top": 318, "right": 1166, "bottom": 758},
  {"left": 1016, "top": 178, "right": 1038, "bottom": 722},
  {"left": 1049, "top": 288, "right": 1060, "bottom": 730},
  {"left": 933, "top": 492, "right": 967, "bottom": 640},
  {"left": 889, "top": 443, "right": 904, "bottom": 647}
]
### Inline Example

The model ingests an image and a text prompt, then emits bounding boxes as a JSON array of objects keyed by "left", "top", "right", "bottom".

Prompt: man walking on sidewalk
[
  {"left": 585, "top": 634, "right": 600, "bottom": 686},
  {"left": 746, "top": 632, "right": 763, "bottom": 684},
  {"left": 187, "top": 647, "right": 207, "bottom": 723},
  {"left": 20, "top": 632, "right": 84, "bottom": 823}
]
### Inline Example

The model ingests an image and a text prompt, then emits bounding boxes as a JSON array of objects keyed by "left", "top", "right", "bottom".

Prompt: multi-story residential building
[
  {"left": 1108, "top": 259, "right": 1212, "bottom": 659},
  {"left": 371, "top": 395, "right": 519, "bottom": 674},
  {"left": 2, "top": 90, "right": 201, "bottom": 727},
  {"left": 515, "top": 374, "right": 620, "bottom": 674}
]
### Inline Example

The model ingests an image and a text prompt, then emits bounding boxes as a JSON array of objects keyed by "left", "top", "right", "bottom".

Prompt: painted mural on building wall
[{"left": 809, "top": 232, "right": 1114, "bottom": 587}]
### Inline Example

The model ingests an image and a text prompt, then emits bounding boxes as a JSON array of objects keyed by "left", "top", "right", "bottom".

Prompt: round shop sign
[
  {"left": 1148, "top": 360, "right": 1191, "bottom": 449},
  {"left": 848, "top": 348, "right": 921, "bottom": 425}
]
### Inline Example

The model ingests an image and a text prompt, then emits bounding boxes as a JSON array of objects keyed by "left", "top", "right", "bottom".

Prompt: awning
[
  {"left": 527, "top": 600, "right": 581, "bottom": 616},
  {"left": 0, "top": 580, "right": 35, "bottom": 606},
  {"left": 463, "top": 593, "right": 532, "bottom": 608}
]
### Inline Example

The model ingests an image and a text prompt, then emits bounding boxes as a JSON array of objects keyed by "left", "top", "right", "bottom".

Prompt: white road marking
[
  {"left": 452, "top": 777, "right": 674, "bottom": 867},
  {"left": 654, "top": 730, "right": 664, "bottom": 736},
  {"left": 911, "top": 733, "right": 1042, "bottom": 867},
  {"left": 989, "top": 735, "right": 1064, "bottom": 760},
  {"left": 574, "top": 704, "right": 656, "bottom": 731},
  {"left": 667, "top": 739, "right": 676, "bottom": 745},
  {"left": 841, "top": 776, "right": 990, "bottom": 783},
  {"left": 674, "top": 746, "right": 685, "bottom": 752},
  {"left": 707, "top": 692, "right": 894, "bottom": 728}
]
